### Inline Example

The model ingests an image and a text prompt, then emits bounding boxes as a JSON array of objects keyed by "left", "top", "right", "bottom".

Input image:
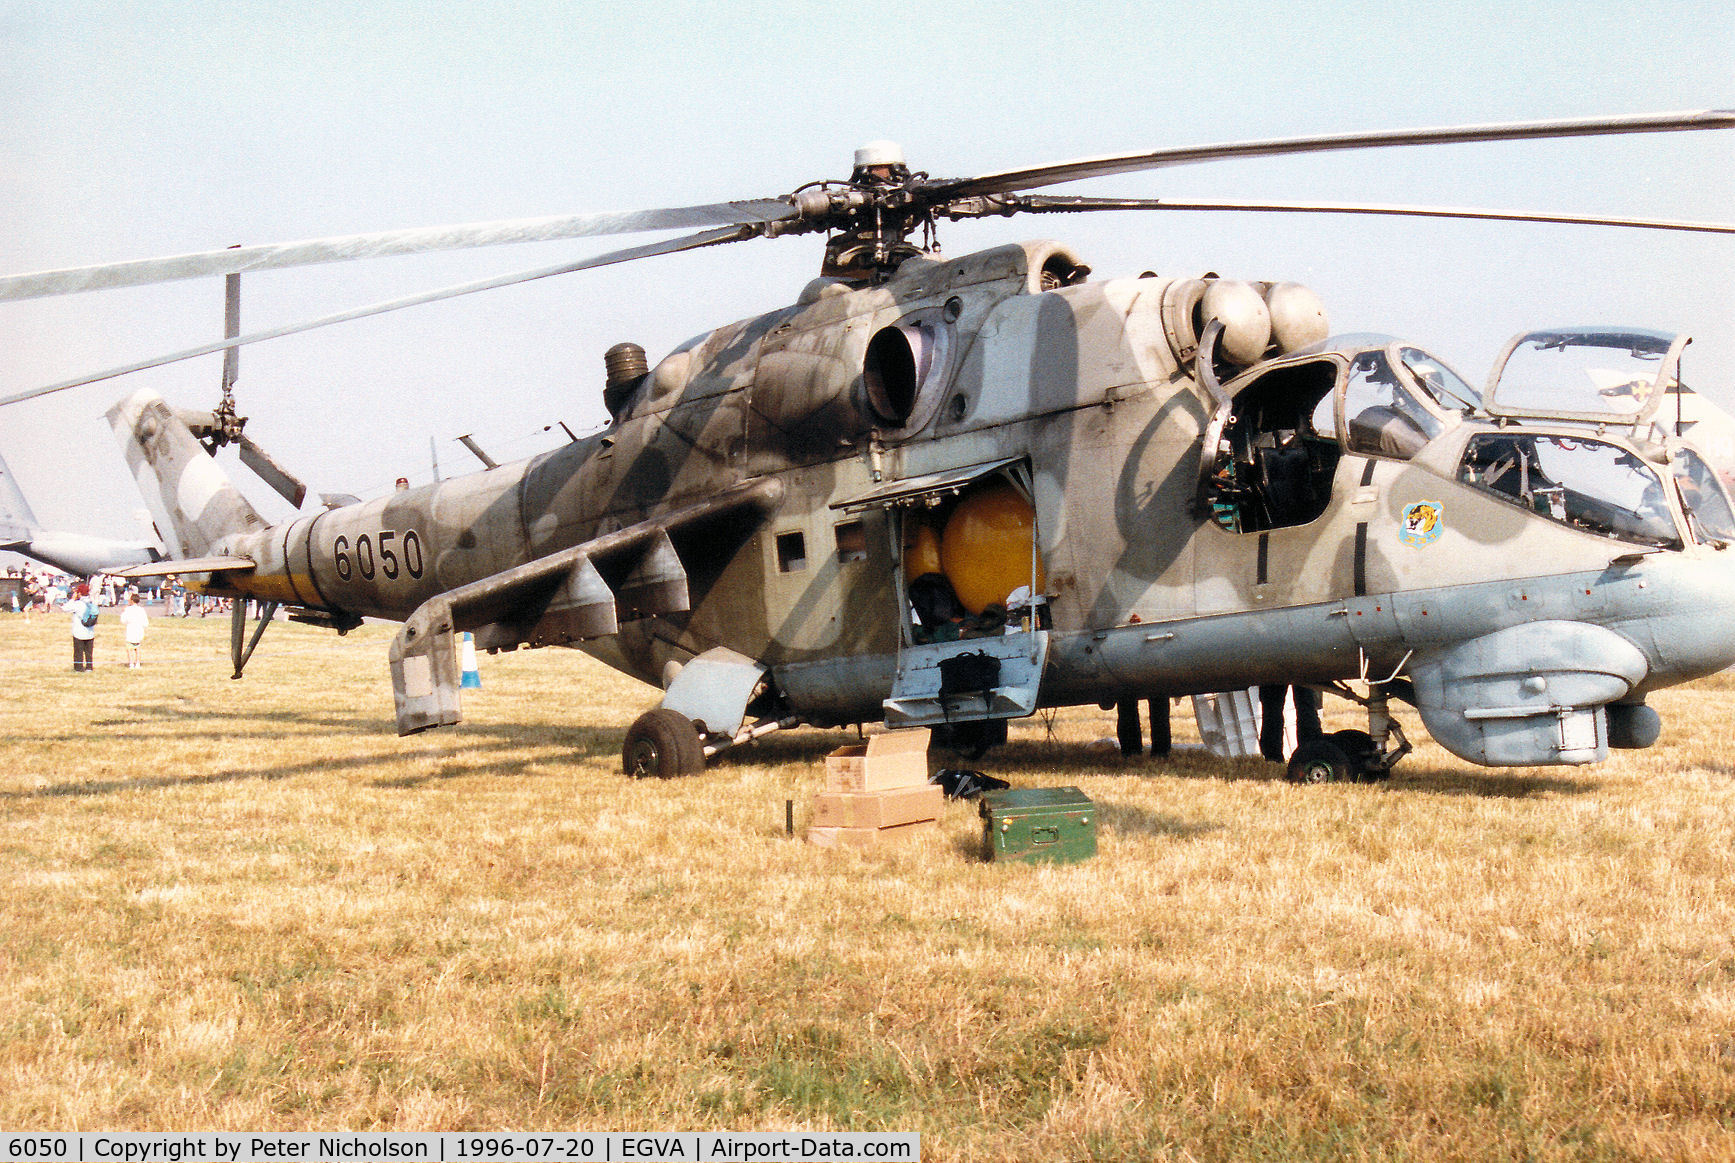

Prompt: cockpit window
[
  {"left": 1672, "top": 447, "right": 1735, "bottom": 544},
  {"left": 1399, "top": 347, "right": 1480, "bottom": 413},
  {"left": 1459, "top": 433, "right": 1682, "bottom": 550},
  {"left": 1342, "top": 349, "right": 1442, "bottom": 459}
]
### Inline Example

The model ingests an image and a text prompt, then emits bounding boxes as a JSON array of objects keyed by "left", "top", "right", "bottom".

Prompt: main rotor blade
[
  {"left": 0, "top": 201, "right": 794, "bottom": 302},
  {"left": 0, "top": 224, "right": 756, "bottom": 409},
  {"left": 1026, "top": 195, "right": 1735, "bottom": 235},
  {"left": 929, "top": 109, "right": 1735, "bottom": 200}
]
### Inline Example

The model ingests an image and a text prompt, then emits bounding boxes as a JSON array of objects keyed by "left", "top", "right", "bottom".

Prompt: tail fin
[
  {"left": 0, "top": 444, "right": 41, "bottom": 543},
  {"left": 106, "top": 390, "right": 269, "bottom": 558}
]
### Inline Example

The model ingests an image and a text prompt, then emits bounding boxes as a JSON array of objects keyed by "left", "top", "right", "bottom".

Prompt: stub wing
[
  {"left": 388, "top": 478, "right": 782, "bottom": 735},
  {"left": 109, "top": 555, "right": 256, "bottom": 579}
]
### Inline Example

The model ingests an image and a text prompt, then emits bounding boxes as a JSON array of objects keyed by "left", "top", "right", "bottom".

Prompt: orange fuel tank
[
  {"left": 939, "top": 480, "right": 1045, "bottom": 615},
  {"left": 903, "top": 520, "right": 943, "bottom": 583}
]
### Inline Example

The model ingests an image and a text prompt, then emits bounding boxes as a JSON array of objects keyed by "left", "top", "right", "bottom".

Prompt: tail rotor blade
[{"left": 237, "top": 434, "right": 308, "bottom": 509}]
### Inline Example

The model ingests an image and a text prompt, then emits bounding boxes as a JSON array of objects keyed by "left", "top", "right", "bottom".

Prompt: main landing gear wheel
[
  {"left": 623, "top": 708, "right": 705, "bottom": 778},
  {"left": 933, "top": 718, "right": 1008, "bottom": 760},
  {"left": 1286, "top": 738, "right": 1354, "bottom": 784},
  {"left": 1328, "top": 728, "right": 1389, "bottom": 782}
]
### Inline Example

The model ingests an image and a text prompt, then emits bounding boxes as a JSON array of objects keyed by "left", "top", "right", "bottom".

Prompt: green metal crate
[{"left": 979, "top": 786, "right": 1096, "bottom": 864}]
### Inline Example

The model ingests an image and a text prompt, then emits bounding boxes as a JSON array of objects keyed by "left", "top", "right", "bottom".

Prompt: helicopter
[{"left": 4, "top": 110, "right": 1735, "bottom": 782}]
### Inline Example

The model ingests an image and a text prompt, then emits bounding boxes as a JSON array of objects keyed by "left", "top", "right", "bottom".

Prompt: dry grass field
[{"left": 3, "top": 611, "right": 1735, "bottom": 1160}]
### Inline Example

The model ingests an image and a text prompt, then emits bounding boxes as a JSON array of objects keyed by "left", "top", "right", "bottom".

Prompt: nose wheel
[{"left": 623, "top": 708, "right": 705, "bottom": 778}]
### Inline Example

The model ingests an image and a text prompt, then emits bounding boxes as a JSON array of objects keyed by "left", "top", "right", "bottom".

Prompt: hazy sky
[{"left": 1, "top": 0, "right": 1731, "bottom": 547}]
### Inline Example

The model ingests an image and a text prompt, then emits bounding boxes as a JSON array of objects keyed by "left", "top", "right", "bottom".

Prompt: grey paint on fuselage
[{"left": 119, "top": 239, "right": 1735, "bottom": 766}]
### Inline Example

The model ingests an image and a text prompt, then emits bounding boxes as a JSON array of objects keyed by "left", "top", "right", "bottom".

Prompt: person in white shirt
[
  {"left": 62, "top": 582, "right": 98, "bottom": 671},
  {"left": 120, "top": 591, "right": 149, "bottom": 668}
]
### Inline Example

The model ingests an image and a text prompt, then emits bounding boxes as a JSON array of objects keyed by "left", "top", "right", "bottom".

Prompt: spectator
[
  {"left": 1259, "top": 684, "right": 1322, "bottom": 761},
  {"left": 120, "top": 592, "right": 149, "bottom": 668},
  {"left": 63, "top": 582, "right": 98, "bottom": 672},
  {"left": 1117, "top": 698, "right": 1172, "bottom": 758}
]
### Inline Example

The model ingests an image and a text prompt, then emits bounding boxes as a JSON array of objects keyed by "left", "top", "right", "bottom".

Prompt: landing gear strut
[{"left": 1287, "top": 684, "right": 1412, "bottom": 783}]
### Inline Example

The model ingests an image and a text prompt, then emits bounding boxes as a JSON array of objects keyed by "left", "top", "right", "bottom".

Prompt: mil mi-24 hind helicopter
[{"left": 5, "top": 110, "right": 1735, "bottom": 782}]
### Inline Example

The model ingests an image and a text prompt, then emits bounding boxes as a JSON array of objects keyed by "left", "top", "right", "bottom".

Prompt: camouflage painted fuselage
[{"left": 124, "top": 239, "right": 1735, "bottom": 766}]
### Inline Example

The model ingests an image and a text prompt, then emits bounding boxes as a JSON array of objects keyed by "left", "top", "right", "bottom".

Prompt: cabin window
[
  {"left": 834, "top": 520, "right": 867, "bottom": 563},
  {"left": 775, "top": 531, "right": 808, "bottom": 573}
]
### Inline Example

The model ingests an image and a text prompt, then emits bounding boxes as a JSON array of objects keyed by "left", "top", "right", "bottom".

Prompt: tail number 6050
[{"left": 334, "top": 529, "right": 425, "bottom": 582}]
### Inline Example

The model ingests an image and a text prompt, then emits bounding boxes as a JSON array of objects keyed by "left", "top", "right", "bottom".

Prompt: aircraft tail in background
[
  {"left": 0, "top": 442, "right": 161, "bottom": 575},
  {"left": 0, "top": 444, "right": 41, "bottom": 544}
]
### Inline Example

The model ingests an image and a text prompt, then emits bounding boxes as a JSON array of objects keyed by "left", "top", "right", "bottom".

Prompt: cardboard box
[
  {"left": 811, "top": 783, "right": 944, "bottom": 830},
  {"left": 807, "top": 818, "right": 938, "bottom": 849},
  {"left": 824, "top": 727, "right": 931, "bottom": 792}
]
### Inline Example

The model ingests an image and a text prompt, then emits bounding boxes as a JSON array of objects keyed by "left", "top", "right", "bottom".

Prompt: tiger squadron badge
[{"left": 1400, "top": 500, "right": 1444, "bottom": 548}]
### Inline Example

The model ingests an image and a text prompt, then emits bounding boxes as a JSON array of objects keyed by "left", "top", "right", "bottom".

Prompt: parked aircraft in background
[{"left": 0, "top": 446, "right": 162, "bottom": 576}]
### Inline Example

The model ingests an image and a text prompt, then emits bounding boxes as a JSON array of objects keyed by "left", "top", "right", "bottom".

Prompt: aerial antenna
[{"left": 458, "top": 434, "right": 498, "bottom": 469}]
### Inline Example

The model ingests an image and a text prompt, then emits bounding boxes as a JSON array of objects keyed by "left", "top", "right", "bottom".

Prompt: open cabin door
[{"left": 832, "top": 458, "right": 1049, "bottom": 729}]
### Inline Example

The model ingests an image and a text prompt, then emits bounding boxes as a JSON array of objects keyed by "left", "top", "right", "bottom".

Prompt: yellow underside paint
[{"left": 216, "top": 572, "right": 310, "bottom": 604}]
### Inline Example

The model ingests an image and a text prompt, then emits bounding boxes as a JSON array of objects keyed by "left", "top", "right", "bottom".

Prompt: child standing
[{"left": 120, "top": 592, "right": 149, "bottom": 668}]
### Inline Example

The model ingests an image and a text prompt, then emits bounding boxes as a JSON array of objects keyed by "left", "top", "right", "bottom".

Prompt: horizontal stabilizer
[{"left": 110, "top": 555, "right": 256, "bottom": 579}]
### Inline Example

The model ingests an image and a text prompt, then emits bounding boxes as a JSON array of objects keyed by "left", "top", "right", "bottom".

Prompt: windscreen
[
  {"left": 1673, "top": 447, "right": 1735, "bottom": 544},
  {"left": 1398, "top": 346, "right": 1480, "bottom": 413},
  {"left": 1459, "top": 432, "right": 1681, "bottom": 549},
  {"left": 1341, "top": 349, "right": 1442, "bottom": 459}
]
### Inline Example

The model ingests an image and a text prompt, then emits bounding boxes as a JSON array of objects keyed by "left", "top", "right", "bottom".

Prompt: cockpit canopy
[
  {"left": 1288, "top": 334, "right": 1478, "bottom": 458},
  {"left": 1458, "top": 432, "right": 1683, "bottom": 550},
  {"left": 1484, "top": 327, "right": 1688, "bottom": 425}
]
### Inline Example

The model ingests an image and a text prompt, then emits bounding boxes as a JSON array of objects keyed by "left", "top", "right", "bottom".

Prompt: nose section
[{"left": 1626, "top": 554, "right": 1735, "bottom": 691}]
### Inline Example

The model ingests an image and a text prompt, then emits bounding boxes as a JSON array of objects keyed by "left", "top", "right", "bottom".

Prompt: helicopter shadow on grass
[
  {"left": 705, "top": 731, "right": 861, "bottom": 771},
  {"left": 991, "top": 737, "right": 1601, "bottom": 800},
  {"left": 984, "top": 738, "right": 1285, "bottom": 785},
  {"left": 1385, "top": 765, "right": 1599, "bottom": 799},
  {"left": 86, "top": 700, "right": 388, "bottom": 738},
  {"left": 368, "top": 726, "right": 620, "bottom": 789},
  {"left": 9, "top": 703, "right": 619, "bottom": 798}
]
